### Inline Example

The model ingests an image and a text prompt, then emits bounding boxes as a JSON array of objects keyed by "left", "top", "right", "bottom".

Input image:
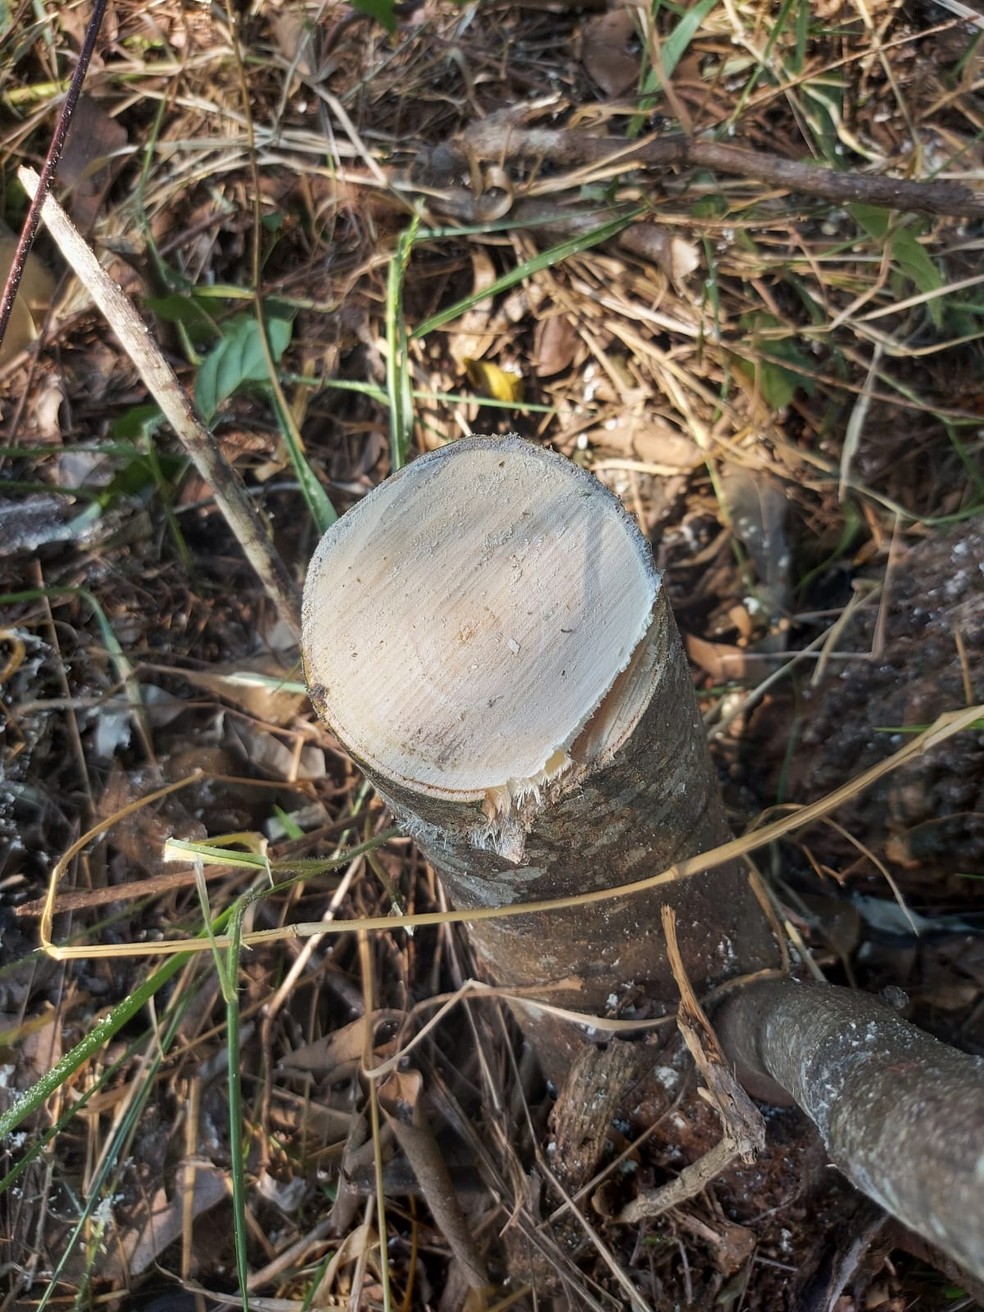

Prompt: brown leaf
[
  {"left": 449, "top": 248, "right": 498, "bottom": 367},
  {"left": 533, "top": 311, "right": 581, "bottom": 378},
  {"left": 59, "top": 94, "right": 128, "bottom": 229},
  {"left": 377, "top": 1067, "right": 423, "bottom": 1118},
  {"left": 173, "top": 656, "right": 307, "bottom": 726},
  {"left": 581, "top": 9, "right": 642, "bottom": 97},
  {"left": 632, "top": 423, "right": 702, "bottom": 470},
  {"left": 225, "top": 719, "right": 324, "bottom": 781},
  {"left": 108, "top": 1162, "right": 226, "bottom": 1278},
  {"left": 270, "top": 10, "right": 320, "bottom": 78},
  {"left": 98, "top": 766, "right": 206, "bottom": 879},
  {"left": 280, "top": 1010, "right": 403, "bottom": 1079},
  {"left": 619, "top": 223, "right": 700, "bottom": 286},
  {"left": 379, "top": 1071, "right": 489, "bottom": 1290}
]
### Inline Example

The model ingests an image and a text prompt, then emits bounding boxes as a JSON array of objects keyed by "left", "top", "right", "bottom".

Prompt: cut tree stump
[{"left": 303, "top": 436, "right": 777, "bottom": 1075}]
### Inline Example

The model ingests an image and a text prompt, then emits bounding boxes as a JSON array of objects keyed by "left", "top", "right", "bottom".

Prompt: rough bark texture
[
  {"left": 386, "top": 605, "right": 774, "bottom": 1075},
  {"left": 303, "top": 437, "right": 778, "bottom": 1076},
  {"left": 716, "top": 979, "right": 984, "bottom": 1281}
]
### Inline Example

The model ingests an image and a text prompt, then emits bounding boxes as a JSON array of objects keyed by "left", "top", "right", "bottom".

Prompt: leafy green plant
[
  {"left": 196, "top": 309, "right": 294, "bottom": 421},
  {"left": 735, "top": 312, "right": 818, "bottom": 409},
  {"left": 352, "top": 0, "right": 397, "bottom": 32},
  {"left": 145, "top": 289, "right": 218, "bottom": 349},
  {"left": 850, "top": 204, "right": 944, "bottom": 326}
]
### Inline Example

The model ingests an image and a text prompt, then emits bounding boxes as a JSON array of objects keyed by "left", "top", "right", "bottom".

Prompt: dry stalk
[
  {"left": 613, "top": 907, "right": 765, "bottom": 1224},
  {"left": 17, "top": 166, "right": 302, "bottom": 639},
  {"left": 39, "top": 702, "right": 984, "bottom": 961},
  {"left": 432, "top": 116, "right": 984, "bottom": 219}
]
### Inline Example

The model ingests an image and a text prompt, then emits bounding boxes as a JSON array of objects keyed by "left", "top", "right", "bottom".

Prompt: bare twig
[
  {"left": 614, "top": 908, "right": 765, "bottom": 1224},
  {"left": 17, "top": 166, "right": 302, "bottom": 639},
  {"left": 432, "top": 116, "right": 984, "bottom": 219},
  {"left": 39, "top": 701, "right": 984, "bottom": 961}
]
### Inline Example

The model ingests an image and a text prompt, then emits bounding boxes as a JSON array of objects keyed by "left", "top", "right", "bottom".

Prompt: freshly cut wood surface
[{"left": 303, "top": 435, "right": 659, "bottom": 803}]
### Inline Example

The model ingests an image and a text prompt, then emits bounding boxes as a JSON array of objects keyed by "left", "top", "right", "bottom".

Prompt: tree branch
[
  {"left": 18, "top": 166, "right": 301, "bottom": 640},
  {"left": 716, "top": 980, "right": 984, "bottom": 1281},
  {"left": 430, "top": 115, "right": 984, "bottom": 219}
]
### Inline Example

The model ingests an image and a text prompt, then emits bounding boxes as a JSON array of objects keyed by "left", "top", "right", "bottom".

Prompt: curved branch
[{"left": 717, "top": 979, "right": 984, "bottom": 1281}]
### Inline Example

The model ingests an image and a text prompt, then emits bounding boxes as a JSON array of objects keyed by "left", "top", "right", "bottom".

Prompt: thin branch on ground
[
  {"left": 17, "top": 165, "right": 302, "bottom": 639},
  {"left": 427, "top": 115, "right": 984, "bottom": 219}
]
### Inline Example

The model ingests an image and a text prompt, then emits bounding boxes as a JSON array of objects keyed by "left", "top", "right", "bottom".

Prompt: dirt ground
[{"left": 1, "top": 0, "right": 984, "bottom": 1308}]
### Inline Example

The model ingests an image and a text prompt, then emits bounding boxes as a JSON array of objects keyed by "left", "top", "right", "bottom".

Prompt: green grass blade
[
  {"left": 266, "top": 379, "right": 338, "bottom": 533},
  {"left": 0, "top": 953, "right": 189, "bottom": 1142},
  {"left": 225, "top": 895, "right": 254, "bottom": 1310},
  {"left": 647, "top": 0, "right": 719, "bottom": 88},
  {"left": 411, "top": 207, "right": 645, "bottom": 339},
  {"left": 34, "top": 978, "right": 196, "bottom": 1312},
  {"left": 386, "top": 217, "right": 420, "bottom": 470}
]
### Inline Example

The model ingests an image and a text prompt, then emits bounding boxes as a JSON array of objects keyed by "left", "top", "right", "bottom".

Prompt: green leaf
[
  {"left": 195, "top": 312, "right": 293, "bottom": 421},
  {"left": 890, "top": 228, "right": 943, "bottom": 326},
  {"left": 649, "top": 0, "right": 719, "bottom": 87},
  {"left": 629, "top": 0, "right": 718, "bottom": 135},
  {"left": 412, "top": 206, "right": 645, "bottom": 339},
  {"left": 736, "top": 314, "right": 817, "bottom": 410},
  {"left": 111, "top": 404, "right": 167, "bottom": 441},
  {"left": 849, "top": 203, "right": 890, "bottom": 241},
  {"left": 272, "top": 805, "right": 305, "bottom": 841},
  {"left": 850, "top": 206, "right": 943, "bottom": 326},
  {"left": 755, "top": 357, "right": 802, "bottom": 410},
  {"left": 268, "top": 388, "right": 338, "bottom": 534},
  {"left": 146, "top": 291, "right": 215, "bottom": 330},
  {"left": 145, "top": 292, "right": 216, "bottom": 349},
  {"left": 351, "top": 0, "right": 396, "bottom": 32}
]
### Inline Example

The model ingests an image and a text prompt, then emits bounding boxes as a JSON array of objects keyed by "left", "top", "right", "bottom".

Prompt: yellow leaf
[
  {"left": 463, "top": 356, "right": 524, "bottom": 403},
  {"left": 0, "top": 234, "right": 56, "bottom": 366}
]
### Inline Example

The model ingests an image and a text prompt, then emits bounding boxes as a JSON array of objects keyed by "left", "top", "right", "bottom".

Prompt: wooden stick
[
  {"left": 18, "top": 165, "right": 301, "bottom": 639},
  {"left": 424, "top": 117, "right": 984, "bottom": 219},
  {"left": 717, "top": 980, "right": 984, "bottom": 1281}
]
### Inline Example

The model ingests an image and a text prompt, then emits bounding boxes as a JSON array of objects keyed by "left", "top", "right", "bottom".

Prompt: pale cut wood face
[{"left": 302, "top": 436, "right": 659, "bottom": 802}]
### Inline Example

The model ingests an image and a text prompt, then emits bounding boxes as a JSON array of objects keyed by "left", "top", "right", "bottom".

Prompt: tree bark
[
  {"left": 302, "top": 436, "right": 777, "bottom": 1077},
  {"left": 716, "top": 979, "right": 984, "bottom": 1282}
]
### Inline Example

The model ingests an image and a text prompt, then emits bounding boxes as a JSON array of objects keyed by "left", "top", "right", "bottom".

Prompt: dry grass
[{"left": 2, "top": 0, "right": 984, "bottom": 1307}]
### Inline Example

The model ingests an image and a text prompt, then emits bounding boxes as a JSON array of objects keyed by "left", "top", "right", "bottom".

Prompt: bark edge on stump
[{"left": 303, "top": 436, "right": 777, "bottom": 1076}]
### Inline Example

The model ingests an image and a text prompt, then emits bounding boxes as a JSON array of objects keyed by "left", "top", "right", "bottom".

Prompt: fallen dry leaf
[
  {"left": 533, "top": 310, "right": 581, "bottom": 377},
  {"left": 0, "top": 234, "right": 56, "bottom": 366},
  {"left": 620, "top": 223, "right": 701, "bottom": 286},
  {"left": 108, "top": 1162, "right": 226, "bottom": 1278},
  {"left": 59, "top": 94, "right": 129, "bottom": 229},
  {"left": 165, "top": 656, "right": 308, "bottom": 726},
  {"left": 280, "top": 1010, "right": 404, "bottom": 1079},
  {"left": 581, "top": 8, "right": 642, "bottom": 97},
  {"left": 449, "top": 247, "right": 498, "bottom": 367}
]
